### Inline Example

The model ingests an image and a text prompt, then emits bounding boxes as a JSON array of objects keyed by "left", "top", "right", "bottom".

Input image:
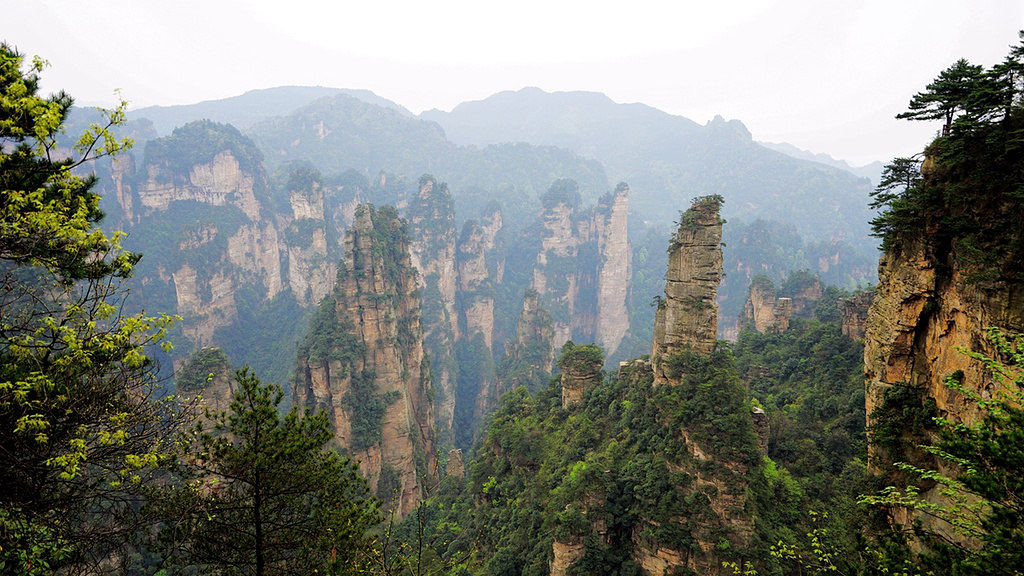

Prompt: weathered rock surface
[
  {"left": 594, "top": 184, "right": 632, "bottom": 353},
  {"left": 531, "top": 181, "right": 632, "bottom": 355},
  {"left": 652, "top": 197, "right": 724, "bottom": 382},
  {"left": 408, "top": 177, "right": 459, "bottom": 437},
  {"left": 840, "top": 289, "right": 874, "bottom": 339},
  {"left": 457, "top": 208, "right": 502, "bottom": 350},
  {"left": 294, "top": 205, "right": 436, "bottom": 518},
  {"left": 864, "top": 237, "right": 1024, "bottom": 533}
]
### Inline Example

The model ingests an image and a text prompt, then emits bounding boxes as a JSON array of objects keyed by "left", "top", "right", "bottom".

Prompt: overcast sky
[{"left": 4, "top": 0, "right": 1021, "bottom": 166}]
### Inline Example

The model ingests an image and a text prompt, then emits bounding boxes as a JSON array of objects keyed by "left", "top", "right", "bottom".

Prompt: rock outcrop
[
  {"left": 557, "top": 343, "right": 603, "bottom": 409},
  {"left": 530, "top": 181, "right": 631, "bottom": 356},
  {"left": 840, "top": 289, "right": 874, "bottom": 339},
  {"left": 864, "top": 237, "right": 1024, "bottom": 533},
  {"left": 408, "top": 176, "right": 459, "bottom": 437},
  {"left": 481, "top": 291, "right": 556, "bottom": 417},
  {"left": 651, "top": 196, "right": 724, "bottom": 382},
  {"left": 457, "top": 207, "right": 502, "bottom": 351},
  {"left": 593, "top": 184, "right": 632, "bottom": 353},
  {"left": 294, "top": 205, "right": 435, "bottom": 518},
  {"left": 740, "top": 276, "right": 793, "bottom": 333}
]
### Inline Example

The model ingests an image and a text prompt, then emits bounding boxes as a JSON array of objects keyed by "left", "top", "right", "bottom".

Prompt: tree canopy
[{"left": 0, "top": 43, "right": 183, "bottom": 574}]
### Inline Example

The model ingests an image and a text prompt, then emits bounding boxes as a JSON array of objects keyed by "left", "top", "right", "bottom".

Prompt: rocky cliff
[
  {"left": 840, "top": 289, "right": 874, "bottom": 339},
  {"left": 293, "top": 205, "right": 435, "bottom": 517},
  {"left": 636, "top": 195, "right": 755, "bottom": 573},
  {"left": 740, "top": 276, "right": 793, "bottom": 333},
  {"left": 456, "top": 207, "right": 502, "bottom": 351},
  {"left": 530, "top": 180, "right": 631, "bottom": 356},
  {"left": 865, "top": 236, "right": 1024, "bottom": 488},
  {"left": 408, "top": 176, "right": 459, "bottom": 439},
  {"left": 651, "top": 196, "right": 724, "bottom": 382}
]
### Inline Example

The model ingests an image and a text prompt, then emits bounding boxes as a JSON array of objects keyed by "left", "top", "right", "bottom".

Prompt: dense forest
[{"left": 2, "top": 30, "right": 1024, "bottom": 576}]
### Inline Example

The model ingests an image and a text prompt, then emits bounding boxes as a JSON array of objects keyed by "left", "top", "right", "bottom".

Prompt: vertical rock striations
[
  {"left": 530, "top": 180, "right": 632, "bottom": 356},
  {"left": 408, "top": 176, "right": 459, "bottom": 440},
  {"left": 651, "top": 196, "right": 724, "bottom": 382},
  {"left": 456, "top": 207, "right": 502, "bottom": 351},
  {"left": 864, "top": 236, "right": 1023, "bottom": 535},
  {"left": 294, "top": 204, "right": 435, "bottom": 518},
  {"left": 594, "top": 184, "right": 632, "bottom": 354}
]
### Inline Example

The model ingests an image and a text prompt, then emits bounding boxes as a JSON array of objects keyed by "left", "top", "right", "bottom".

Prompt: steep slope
[
  {"left": 293, "top": 205, "right": 435, "bottom": 517},
  {"left": 864, "top": 52, "right": 1024, "bottom": 539}
]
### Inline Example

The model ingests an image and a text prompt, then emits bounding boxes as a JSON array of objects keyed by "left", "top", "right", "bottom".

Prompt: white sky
[{"left": 4, "top": 0, "right": 1021, "bottom": 165}]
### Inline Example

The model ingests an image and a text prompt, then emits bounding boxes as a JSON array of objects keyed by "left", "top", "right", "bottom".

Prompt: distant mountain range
[
  {"left": 99, "top": 85, "right": 881, "bottom": 254},
  {"left": 127, "top": 86, "right": 412, "bottom": 136}
]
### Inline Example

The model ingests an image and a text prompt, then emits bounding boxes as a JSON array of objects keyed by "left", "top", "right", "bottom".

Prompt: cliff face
[
  {"left": 531, "top": 181, "right": 631, "bottom": 356},
  {"left": 133, "top": 146, "right": 285, "bottom": 348},
  {"left": 651, "top": 197, "right": 724, "bottom": 382},
  {"left": 481, "top": 292, "right": 555, "bottom": 417},
  {"left": 840, "top": 289, "right": 874, "bottom": 339},
  {"left": 407, "top": 176, "right": 459, "bottom": 439},
  {"left": 294, "top": 205, "right": 435, "bottom": 517},
  {"left": 285, "top": 173, "right": 337, "bottom": 306},
  {"left": 456, "top": 208, "right": 502, "bottom": 351},
  {"left": 740, "top": 277, "right": 793, "bottom": 333},
  {"left": 635, "top": 196, "right": 754, "bottom": 573},
  {"left": 594, "top": 185, "right": 632, "bottom": 353},
  {"left": 864, "top": 237, "right": 1024, "bottom": 529}
]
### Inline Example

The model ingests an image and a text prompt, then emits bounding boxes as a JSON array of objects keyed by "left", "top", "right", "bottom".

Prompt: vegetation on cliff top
[{"left": 871, "top": 33, "right": 1024, "bottom": 281}]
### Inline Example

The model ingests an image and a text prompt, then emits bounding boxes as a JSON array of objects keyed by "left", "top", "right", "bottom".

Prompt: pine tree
[{"left": 158, "top": 368, "right": 379, "bottom": 575}]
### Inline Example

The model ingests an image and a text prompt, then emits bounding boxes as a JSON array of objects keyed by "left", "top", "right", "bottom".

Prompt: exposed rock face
[
  {"left": 594, "top": 184, "right": 632, "bottom": 353},
  {"left": 286, "top": 176, "right": 336, "bottom": 306},
  {"left": 741, "top": 276, "right": 794, "bottom": 333},
  {"left": 456, "top": 208, "right": 502, "bottom": 351},
  {"left": 294, "top": 205, "right": 436, "bottom": 518},
  {"left": 139, "top": 150, "right": 262, "bottom": 220},
  {"left": 531, "top": 181, "right": 632, "bottom": 355},
  {"left": 651, "top": 197, "right": 724, "bottom": 382},
  {"left": 558, "top": 344, "right": 604, "bottom": 409},
  {"left": 481, "top": 292, "right": 556, "bottom": 416},
  {"left": 408, "top": 176, "right": 459, "bottom": 437},
  {"left": 864, "top": 237, "right": 1024, "bottom": 532},
  {"left": 446, "top": 449, "right": 465, "bottom": 480},
  {"left": 550, "top": 540, "right": 586, "bottom": 576},
  {"left": 752, "top": 407, "right": 770, "bottom": 452},
  {"left": 508, "top": 292, "right": 556, "bottom": 374},
  {"left": 840, "top": 289, "right": 874, "bottom": 339}
]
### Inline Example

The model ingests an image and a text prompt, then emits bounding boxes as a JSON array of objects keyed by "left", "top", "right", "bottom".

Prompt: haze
[{"left": 4, "top": 0, "right": 1021, "bottom": 165}]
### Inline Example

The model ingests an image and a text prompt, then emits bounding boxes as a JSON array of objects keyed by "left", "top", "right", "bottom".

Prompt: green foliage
[
  {"left": 175, "top": 347, "right": 230, "bottom": 392},
  {"left": 214, "top": 287, "right": 308, "bottom": 387},
  {"left": 343, "top": 370, "right": 393, "bottom": 451},
  {"left": 155, "top": 368, "right": 379, "bottom": 575},
  {"left": 872, "top": 33, "right": 1024, "bottom": 280},
  {"left": 557, "top": 341, "right": 604, "bottom": 374},
  {"left": 540, "top": 179, "right": 581, "bottom": 210},
  {"left": 867, "top": 384, "right": 937, "bottom": 470},
  {"left": 0, "top": 44, "right": 136, "bottom": 282},
  {"left": 0, "top": 45, "right": 186, "bottom": 573},
  {"left": 398, "top": 343, "right": 763, "bottom": 575},
  {"left": 144, "top": 119, "right": 263, "bottom": 181},
  {"left": 862, "top": 329, "right": 1024, "bottom": 575}
]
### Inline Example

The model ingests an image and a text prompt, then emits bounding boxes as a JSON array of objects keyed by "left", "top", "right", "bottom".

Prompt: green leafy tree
[
  {"left": 158, "top": 368, "right": 379, "bottom": 575},
  {"left": 863, "top": 329, "right": 1024, "bottom": 575},
  {"left": 897, "top": 58, "right": 985, "bottom": 135},
  {"left": 0, "top": 44, "right": 183, "bottom": 574}
]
